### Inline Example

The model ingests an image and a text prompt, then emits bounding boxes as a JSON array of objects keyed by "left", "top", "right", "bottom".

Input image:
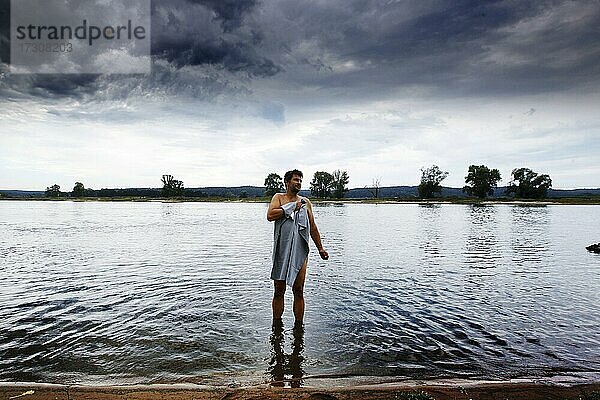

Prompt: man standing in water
[{"left": 267, "top": 169, "right": 329, "bottom": 326}]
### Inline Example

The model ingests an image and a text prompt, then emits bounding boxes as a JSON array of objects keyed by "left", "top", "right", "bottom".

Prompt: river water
[{"left": 0, "top": 200, "right": 599, "bottom": 386}]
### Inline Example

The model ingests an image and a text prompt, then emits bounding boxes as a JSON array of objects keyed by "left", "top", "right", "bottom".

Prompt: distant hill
[
  {"left": 0, "top": 190, "right": 45, "bottom": 197},
  {"left": 186, "top": 186, "right": 265, "bottom": 197},
  {"left": 545, "top": 188, "right": 600, "bottom": 198},
  {"left": 336, "top": 186, "right": 600, "bottom": 199},
  {"left": 2, "top": 186, "right": 600, "bottom": 199}
]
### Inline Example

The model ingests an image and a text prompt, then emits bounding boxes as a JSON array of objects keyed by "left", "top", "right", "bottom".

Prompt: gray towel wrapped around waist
[{"left": 271, "top": 201, "right": 310, "bottom": 287}]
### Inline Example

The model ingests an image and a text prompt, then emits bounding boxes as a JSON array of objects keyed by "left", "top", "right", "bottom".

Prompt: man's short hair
[{"left": 284, "top": 169, "right": 303, "bottom": 183}]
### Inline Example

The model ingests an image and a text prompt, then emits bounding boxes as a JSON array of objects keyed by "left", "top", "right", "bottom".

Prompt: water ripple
[{"left": 1, "top": 201, "right": 599, "bottom": 384}]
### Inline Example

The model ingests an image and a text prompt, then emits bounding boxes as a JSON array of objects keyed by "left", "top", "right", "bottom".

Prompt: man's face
[{"left": 288, "top": 175, "right": 302, "bottom": 194}]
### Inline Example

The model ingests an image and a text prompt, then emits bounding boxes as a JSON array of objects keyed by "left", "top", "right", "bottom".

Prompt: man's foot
[{"left": 272, "top": 318, "right": 283, "bottom": 329}]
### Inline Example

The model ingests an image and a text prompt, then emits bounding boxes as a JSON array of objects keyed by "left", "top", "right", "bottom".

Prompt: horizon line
[{"left": 2, "top": 185, "right": 599, "bottom": 192}]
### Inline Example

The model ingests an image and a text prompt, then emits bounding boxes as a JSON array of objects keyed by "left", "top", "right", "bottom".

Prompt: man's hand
[
  {"left": 295, "top": 199, "right": 305, "bottom": 211},
  {"left": 318, "top": 249, "right": 329, "bottom": 260}
]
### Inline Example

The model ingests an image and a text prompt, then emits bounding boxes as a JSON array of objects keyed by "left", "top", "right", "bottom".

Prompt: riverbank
[
  {"left": 1, "top": 196, "right": 600, "bottom": 205},
  {"left": 2, "top": 377, "right": 600, "bottom": 400}
]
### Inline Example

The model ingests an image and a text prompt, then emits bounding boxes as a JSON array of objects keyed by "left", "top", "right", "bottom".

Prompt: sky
[{"left": 1, "top": 0, "right": 599, "bottom": 191}]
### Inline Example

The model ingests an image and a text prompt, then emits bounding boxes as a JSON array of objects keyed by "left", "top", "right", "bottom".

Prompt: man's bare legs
[
  {"left": 292, "top": 259, "right": 308, "bottom": 325},
  {"left": 272, "top": 280, "right": 286, "bottom": 321},
  {"left": 272, "top": 258, "right": 308, "bottom": 324}
]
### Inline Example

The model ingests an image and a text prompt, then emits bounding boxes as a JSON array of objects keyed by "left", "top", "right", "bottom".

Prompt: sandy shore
[{"left": 2, "top": 376, "right": 600, "bottom": 400}]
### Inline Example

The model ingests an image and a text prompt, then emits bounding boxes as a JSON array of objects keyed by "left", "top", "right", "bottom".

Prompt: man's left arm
[{"left": 306, "top": 199, "right": 329, "bottom": 260}]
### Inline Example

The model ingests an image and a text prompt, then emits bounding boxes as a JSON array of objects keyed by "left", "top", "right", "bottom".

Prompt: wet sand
[{"left": 2, "top": 377, "right": 599, "bottom": 400}]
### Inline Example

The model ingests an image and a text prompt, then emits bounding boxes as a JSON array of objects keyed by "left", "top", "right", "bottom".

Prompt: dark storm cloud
[
  {"left": 0, "top": 0, "right": 9, "bottom": 65},
  {"left": 1, "top": 0, "right": 275, "bottom": 98},
  {"left": 15, "top": 75, "right": 98, "bottom": 98},
  {"left": 257, "top": 0, "right": 600, "bottom": 96},
  {"left": 0, "top": 58, "right": 100, "bottom": 98},
  {"left": 1, "top": 0, "right": 599, "bottom": 99},
  {"left": 183, "top": 0, "right": 258, "bottom": 31},
  {"left": 0, "top": 61, "right": 249, "bottom": 100},
  {"left": 344, "top": 1, "right": 535, "bottom": 61},
  {"left": 153, "top": 37, "right": 281, "bottom": 76},
  {"left": 151, "top": 0, "right": 280, "bottom": 76}
]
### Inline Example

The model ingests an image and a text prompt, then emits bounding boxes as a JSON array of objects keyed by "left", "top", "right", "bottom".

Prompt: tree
[
  {"left": 366, "top": 178, "right": 381, "bottom": 199},
  {"left": 505, "top": 168, "right": 552, "bottom": 199},
  {"left": 463, "top": 165, "right": 501, "bottom": 198},
  {"left": 161, "top": 174, "right": 184, "bottom": 197},
  {"left": 331, "top": 170, "right": 350, "bottom": 199},
  {"left": 418, "top": 165, "right": 448, "bottom": 198},
  {"left": 264, "top": 173, "right": 284, "bottom": 196},
  {"left": 72, "top": 182, "right": 85, "bottom": 197},
  {"left": 310, "top": 171, "right": 334, "bottom": 198},
  {"left": 45, "top": 184, "right": 61, "bottom": 198}
]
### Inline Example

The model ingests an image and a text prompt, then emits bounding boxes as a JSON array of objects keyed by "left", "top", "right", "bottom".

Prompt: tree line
[
  {"left": 418, "top": 165, "right": 552, "bottom": 199},
  {"left": 265, "top": 165, "right": 552, "bottom": 199},
  {"left": 45, "top": 175, "right": 187, "bottom": 198},
  {"left": 43, "top": 166, "right": 552, "bottom": 200},
  {"left": 264, "top": 170, "right": 350, "bottom": 199}
]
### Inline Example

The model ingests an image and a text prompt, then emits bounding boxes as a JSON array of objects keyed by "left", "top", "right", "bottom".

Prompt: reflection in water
[
  {"left": 463, "top": 205, "right": 502, "bottom": 268},
  {"left": 417, "top": 204, "right": 443, "bottom": 260},
  {"left": 267, "top": 321, "right": 305, "bottom": 387},
  {"left": 509, "top": 206, "right": 550, "bottom": 266}
]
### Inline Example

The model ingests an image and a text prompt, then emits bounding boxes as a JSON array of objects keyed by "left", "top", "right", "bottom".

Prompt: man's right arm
[{"left": 267, "top": 194, "right": 284, "bottom": 221}]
